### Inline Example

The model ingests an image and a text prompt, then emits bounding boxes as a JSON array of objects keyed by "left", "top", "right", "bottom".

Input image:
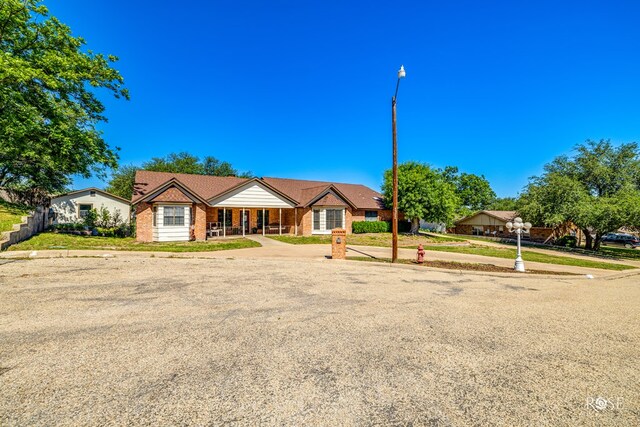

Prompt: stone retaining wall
[{"left": 0, "top": 207, "right": 48, "bottom": 251}]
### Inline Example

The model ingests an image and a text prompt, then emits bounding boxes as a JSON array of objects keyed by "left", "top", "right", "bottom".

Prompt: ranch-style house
[{"left": 132, "top": 171, "right": 392, "bottom": 242}]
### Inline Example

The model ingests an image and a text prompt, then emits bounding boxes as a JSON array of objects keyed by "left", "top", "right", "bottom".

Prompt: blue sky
[{"left": 48, "top": 0, "right": 640, "bottom": 197}]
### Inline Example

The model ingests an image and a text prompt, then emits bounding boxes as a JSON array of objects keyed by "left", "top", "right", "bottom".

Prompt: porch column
[
  {"left": 242, "top": 207, "right": 245, "bottom": 237},
  {"left": 279, "top": 208, "right": 282, "bottom": 235},
  {"left": 223, "top": 208, "right": 226, "bottom": 238},
  {"left": 294, "top": 208, "right": 298, "bottom": 235},
  {"left": 262, "top": 208, "right": 265, "bottom": 236}
]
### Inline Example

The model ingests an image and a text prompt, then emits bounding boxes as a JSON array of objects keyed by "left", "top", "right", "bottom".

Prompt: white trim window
[
  {"left": 163, "top": 206, "right": 185, "bottom": 226},
  {"left": 78, "top": 203, "right": 93, "bottom": 219},
  {"left": 365, "top": 210, "right": 378, "bottom": 221},
  {"left": 312, "top": 207, "right": 345, "bottom": 234}
]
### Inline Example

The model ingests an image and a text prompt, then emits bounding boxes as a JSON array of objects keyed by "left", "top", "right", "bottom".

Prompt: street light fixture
[
  {"left": 506, "top": 217, "right": 532, "bottom": 272},
  {"left": 392, "top": 65, "right": 406, "bottom": 263}
]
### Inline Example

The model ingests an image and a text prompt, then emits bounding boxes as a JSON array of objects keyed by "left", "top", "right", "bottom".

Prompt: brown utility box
[{"left": 331, "top": 228, "right": 347, "bottom": 259}]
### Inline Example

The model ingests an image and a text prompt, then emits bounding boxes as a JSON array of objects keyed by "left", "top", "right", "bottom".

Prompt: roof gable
[
  {"left": 455, "top": 210, "right": 517, "bottom": 225},
  {"left": 262, "top": 177, "right": 385, "bottom": 209},
  {"left": 132, "top": 171, "right": 248, "bottom": 203},
  {"left": 310, "top": 191, "right": 349, "bottom": 207},
  {"left": 132, "top": 171, "right": 387, "bottom": 210},
  {"left": 147, "top": 186, "right": 195, "bottom": 203},
  {"left": 136, "top": 178, "right": 208, "bottom": 205},
  {"left": 209, "top": 179, "right": 296, "bottom": 208},
  {"left": 52, "top": 188, "right": 130, "bottom": 205},
  {"left": 305, "top": 186, "right": 353, "bottom": 208}
]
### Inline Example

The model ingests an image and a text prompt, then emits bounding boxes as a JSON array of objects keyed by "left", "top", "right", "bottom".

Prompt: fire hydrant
[{"left": 416, "top": 244, "right": 425, "bottom": 264}]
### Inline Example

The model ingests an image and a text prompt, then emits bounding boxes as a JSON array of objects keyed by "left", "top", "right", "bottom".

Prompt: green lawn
[
  {"left": 268, "top": 232, "right": 464, "bottom": 247},
  {"left": 596, "top": 246, "right": 640, "bottom": 260},
  {"left": 464, "top": 234, "right": 640, "bottom": 260},
  {"left": 423, "top": 244, "right": 635, "bottom": 271},
  {"left": 7, "top": 232, "right": 261, "bottom": 252},
  {"left": 0, "top": 200, "right": 30, "bottom": 233}
]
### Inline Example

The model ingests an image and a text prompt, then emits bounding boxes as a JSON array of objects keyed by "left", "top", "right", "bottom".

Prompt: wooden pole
[
  {"left": 262, "top": 208, "right": 265, "bottom": 236},
  {"left": 223, "top": 208, "right": 226, "bottom": 238},
  {"left": 392, "top": 95, "right": 398, "bottom": 263},
  {"left": 279, "top": 208, "right": 282, "bottom": 235}
]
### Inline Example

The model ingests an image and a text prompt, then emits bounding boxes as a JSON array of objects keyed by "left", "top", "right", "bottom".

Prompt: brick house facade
[{"left": 132, "top": 171, "right": 394, "bottom": 242}]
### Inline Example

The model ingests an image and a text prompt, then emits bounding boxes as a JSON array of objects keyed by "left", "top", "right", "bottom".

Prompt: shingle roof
[
  {"left": 132, "top": 171, "right": 386, "bottom": 210},
  {"left": 455, "top": 210, "right": 518, "bottom": 225},
  {"left": 262, "top": 177, "right": 385, "bottom": 209},
  {"left": 483, "top": 210, "right": 518, "bottom": 221},
  {"left": 132, "top": 171, "right": 248, "bottom": 204}
]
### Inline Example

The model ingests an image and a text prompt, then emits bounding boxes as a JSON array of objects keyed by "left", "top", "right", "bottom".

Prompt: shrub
[
  {"left": 96, "top": 206, "right": 111, "bottom": 228},
  {"left": 116, "top": 223, "right": 131, "bottom": 237},
  {"left": 555, "top": 235, "right": 577, "bottom": 248},
  {"left": 96, "top": 227, "right": 115, "bottom": 237},
  {"left": 111, "top": 209, "right": 124, "bottom": 227},
  {"left": 128, "top": 221, "right": 136, "bottom": 238},
  {"left": 352, "top": 221, "right": 390, "bottom": 234},
  {"left": 83, "top": 209, "right": 98, "bottom": 228}
]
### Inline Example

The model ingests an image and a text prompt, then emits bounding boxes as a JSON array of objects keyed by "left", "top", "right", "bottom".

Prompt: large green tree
[
  {"left": 382, "top": 162, "right": 458, "bottom": 233},
  {"left": 518, "top": 139, "right": 640, "bottom": 250},
  {"left": 0, "top": 0, "right": 128, "bottom": 204},
  {"left": 104, "top": 165, "right": 137, "bottom": 201},
  {"left": 106, "top": 152, "right": 252, "bottom": 200},
  {"left": 442, "top": 166, "right": 496, "bottom": 216},
  {"left": 486, "top": 197, "right": 519, "bottom": 211}
]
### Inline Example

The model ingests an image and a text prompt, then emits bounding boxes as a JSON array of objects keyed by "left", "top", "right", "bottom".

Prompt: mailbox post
[{"left": 331, "top": 228, "right": 347, "bottom": 260}]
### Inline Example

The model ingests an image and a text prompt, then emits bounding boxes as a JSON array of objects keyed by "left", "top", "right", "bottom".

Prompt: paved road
[{"left": 1, "top": 256, "right": 638, "bottom": 426}]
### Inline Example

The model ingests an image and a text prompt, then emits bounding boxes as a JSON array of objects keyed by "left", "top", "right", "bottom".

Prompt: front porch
[{"left": 205, "top": 207, "right": 298, "bottom": 239}]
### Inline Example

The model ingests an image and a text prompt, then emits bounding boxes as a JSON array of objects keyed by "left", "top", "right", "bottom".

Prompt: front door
[{"left": 243, "top": 210, "right": 250, "bottom": 233}]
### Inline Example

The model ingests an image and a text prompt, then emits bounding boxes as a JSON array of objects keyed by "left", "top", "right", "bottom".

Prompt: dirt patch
[
  {"left": 0, "top": 257, "right": 637, "bottom": 426},
  {"left": 419, "top": 260, "right": 578, "bottom": 275}
]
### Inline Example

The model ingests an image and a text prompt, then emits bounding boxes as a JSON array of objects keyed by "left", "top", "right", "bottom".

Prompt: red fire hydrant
[{"left": 416, "top": 244, "right": 425, "bottom": 264}]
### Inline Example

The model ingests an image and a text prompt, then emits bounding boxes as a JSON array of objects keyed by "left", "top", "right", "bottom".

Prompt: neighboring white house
[{"left": 50, "top": 188, "right": 131, "bottom": 225}]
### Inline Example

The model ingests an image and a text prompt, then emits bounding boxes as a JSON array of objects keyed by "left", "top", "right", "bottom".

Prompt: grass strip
[
  {"left": 6, "top": 232, "right": 261, "bottom": 252},
  {"left": 268, "top": 232, "right": 465, "bottom": 247},
  {"left": 463, "top": 234, "right": 640, "bottom": 260},
  {"left": 423, "top": 245, "right": 635, "bottom": 271}
]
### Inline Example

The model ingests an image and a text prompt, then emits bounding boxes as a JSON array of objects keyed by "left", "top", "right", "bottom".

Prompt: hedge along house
[{"left": 132, "top": 171, "right": 391, "bottom": 242}]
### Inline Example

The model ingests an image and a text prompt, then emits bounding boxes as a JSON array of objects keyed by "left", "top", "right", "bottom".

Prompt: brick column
[
  {"left": 136, "top": 202, "right": 153, "bottom": 242},
  {"left": 345, "top": 208, "right": 353, "bottom": 234},
  {"left": 331, "top": 228, "right": 347, "bottom": 259},
  {"left": 193, "top": 203, "right": 207, "bottom": 241}
]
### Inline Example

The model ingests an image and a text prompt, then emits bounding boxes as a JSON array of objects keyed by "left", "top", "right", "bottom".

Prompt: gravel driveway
[{"left": 1, "top": 257, "right": 638, "bottom": 426}]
